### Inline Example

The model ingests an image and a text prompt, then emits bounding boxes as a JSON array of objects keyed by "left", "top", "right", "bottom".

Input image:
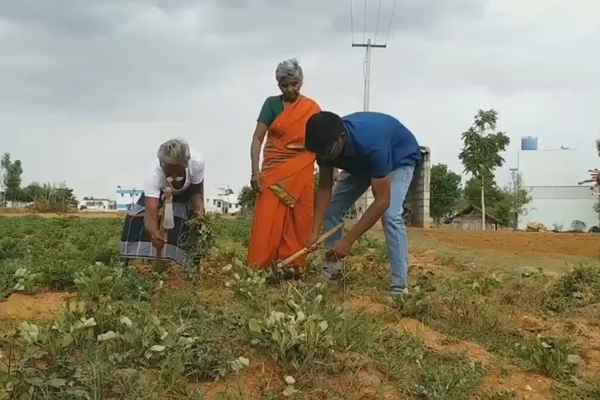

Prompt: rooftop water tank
[{"left": 521, "top": 136, "right": 538, "bottom": 151}]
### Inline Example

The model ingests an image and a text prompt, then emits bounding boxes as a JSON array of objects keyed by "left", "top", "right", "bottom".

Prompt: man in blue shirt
[{"left": 304, "top": 111, "right": 421, "bottom": 295}]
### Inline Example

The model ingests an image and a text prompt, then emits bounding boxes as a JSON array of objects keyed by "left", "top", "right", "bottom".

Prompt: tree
[
  {"left": 20, "top": 181, "right": 78, "bottom": 211},
  {"left": 237, "top": 185, "right": 257, "bottom": 216},
  {"left": 503, "top": 171, "right": 532, "bottom": 229},
  {"left": 430, "top": 164, "right": 462, "bottom": 225},
  {"left": 1, "top": 153, "right": 24, "bottom": 203},
  {"left": 463, "top": 176, "right": 506, "bottom": 214},
  {"left": 21, "top": 182, "right": 45, "bottom": 202},
  {"left": 458, "top": 109, "right": 510, "bottom": 230},
  {"left": 462, "top": 174, "right": 531, "bottom": 229}
]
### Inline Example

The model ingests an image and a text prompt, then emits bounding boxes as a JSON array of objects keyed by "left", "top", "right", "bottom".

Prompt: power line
[
  {"left": 348, "top": 0, "right": 400, "bottom": 218},
  {"left": 362, "top": 0, "right": 367, "bottom": 44},
  {"left": 349, "top": 0, "right": 355, "bottom": 44},
  {"left": 384, "top": 0, "right": 398, "bottom": 46},
  {"left": 373, "top": 0, "right": 383, "bottom": 44},
  {"left": 350, "top": 0, "right": 399, "bottom": 47}
]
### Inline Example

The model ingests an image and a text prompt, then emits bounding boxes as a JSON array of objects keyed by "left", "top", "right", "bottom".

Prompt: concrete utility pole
[{"left": 353, "top": 38, "right": 386, "bottom": 218}]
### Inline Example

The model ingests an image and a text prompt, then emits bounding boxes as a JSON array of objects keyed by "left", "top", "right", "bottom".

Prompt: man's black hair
[{"left": 305, "top": 111, "right": 345, "bottom": 154}]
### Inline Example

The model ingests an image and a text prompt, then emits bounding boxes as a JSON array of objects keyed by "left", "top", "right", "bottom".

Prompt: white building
[
  {"left": 80, "top": 198, "right": 115, "bottom": 211},
  {"left": 205, "top": 186, "right": 240, "bottom": 215},
  {"left": 114, "top": 184, "right": 241, "bottom": 215},
  {"left": 116, "top": 187, "right": 143, "bottom": 211},
  {"left": 517, "top": 138, "right": 598, "bottom": 231}
]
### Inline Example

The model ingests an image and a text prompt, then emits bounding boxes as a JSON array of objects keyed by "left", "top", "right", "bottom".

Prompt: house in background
[
  {"left": 116, "top": 187, "right": 143, "bottom": 211},
  {"left": 516, "top": 142, "right": 597, "bottom": 230},
  {"left": 205, "top": 197, "right": 240, "bottom": 214},
  {"left": 444, "top": 204, "right": 504, "bottom": 231},
  {"left": 205, "top": 186, "right": 240, "bottom": 215},
  {"left": 80, "top": 198, "right": 115, "bottom": 211},
  {"left": 112, "top": 184, "right": 241, "bottom": 214}
]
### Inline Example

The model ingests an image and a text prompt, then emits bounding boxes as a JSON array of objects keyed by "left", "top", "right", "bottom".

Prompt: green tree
[
  {"left": 237, "top": 185, "right": 257, "bottom": 215},
  {"left": 430, "top": 164, "right": 462, "bottom": 224},
  {"left": 21, "top": 182, "right": 78, "bottom": 210},
  {"left": 1, "top": 153, "right": 24, "bottom": 203},
  {"left": 463, "top": 176, "right": 506, "bottom": 212},
  {"left": 458, "top": 109, "right": 510, "bottom": 230},
  {"left": 503, "top": 171, "right": 532, "bottom": 229},
  {"left": 21, "top": 182, "right": 44, "bottom": 202}
]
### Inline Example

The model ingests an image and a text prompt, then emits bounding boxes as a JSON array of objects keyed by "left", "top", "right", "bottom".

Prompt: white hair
[
  {"left": 157, "top": 138, "right": 191, "bottom": 166},
  {"left": 275, "top": 58, "right": 303, "bottom": 84}
]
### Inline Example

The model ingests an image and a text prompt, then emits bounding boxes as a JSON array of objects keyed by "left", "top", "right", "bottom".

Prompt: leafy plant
[
  {"left": 391, "top": 288, "right": 431, "bottom": 318},
  {"left": 224, "top": 258, "right": 270, "bottom": 303},
  {"left": 514, "top": 335, "right": 580, "bottom": 378},
  {"left": 181, "top": 214, "right": 218, "bottom": 268},
  {"left": 570, "top": 220, "right": 586, "bottom": 232},
  {"left": 248, "top": 283, "right": 340, "bottom": 367}
]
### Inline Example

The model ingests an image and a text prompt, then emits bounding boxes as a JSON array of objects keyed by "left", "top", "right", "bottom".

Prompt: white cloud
[{"left": 0, "top": 0, "right": 598, "bottom": 200}]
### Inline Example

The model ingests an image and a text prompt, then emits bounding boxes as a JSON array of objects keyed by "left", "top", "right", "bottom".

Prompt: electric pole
[{"left": 353, "top": 38, "right": 386, "bottom": 218}]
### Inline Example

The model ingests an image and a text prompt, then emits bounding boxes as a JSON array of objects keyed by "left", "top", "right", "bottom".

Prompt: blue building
[{"left": 116, "top": 187, "right": 143, "bottom": 211}]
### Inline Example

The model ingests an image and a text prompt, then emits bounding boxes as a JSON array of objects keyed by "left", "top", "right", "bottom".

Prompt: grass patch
[{"left": 1, "top": 217, "right": 600, "bottom": 398}]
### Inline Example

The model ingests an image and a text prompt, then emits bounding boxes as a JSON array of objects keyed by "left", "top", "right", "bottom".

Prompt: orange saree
[{"left": 247, "top": 97, "right": 321, "bottom": 270}]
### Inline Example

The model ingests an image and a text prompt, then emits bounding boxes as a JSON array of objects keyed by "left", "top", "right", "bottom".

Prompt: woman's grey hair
[
  {"left": 275, "top": 58, "right": 303, "bottom": 84},
  {"left": 157, "top": 138, "right": 191, "bottom": 166}
]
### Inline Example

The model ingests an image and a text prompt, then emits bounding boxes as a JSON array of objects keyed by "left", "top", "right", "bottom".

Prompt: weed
[
  {"left": 514, "top": 335, "right": 580, "bottom": 378},
  {"left": 248, "top": 283, "right": 340, "bottom": 367},
  {"left": 391, "top": 288, "right": 431, "bottom": 318}
]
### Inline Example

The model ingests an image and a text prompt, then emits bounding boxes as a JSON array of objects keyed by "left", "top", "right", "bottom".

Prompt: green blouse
[{"left": 257, "top": 95, "right": 285, "bottom": 127}]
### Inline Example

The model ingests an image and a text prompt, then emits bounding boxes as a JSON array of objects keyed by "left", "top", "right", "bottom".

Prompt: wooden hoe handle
[
  {"left": 154, "top": 188, "right": 173, "bottom": 271},
  {"left": 276, "top": 223, "right": 345, "bottom": 269}
]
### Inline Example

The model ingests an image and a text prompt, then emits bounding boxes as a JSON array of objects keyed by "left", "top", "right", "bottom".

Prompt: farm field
[{"left": 1, "top": 216, "right": 600, "bottom": 399}]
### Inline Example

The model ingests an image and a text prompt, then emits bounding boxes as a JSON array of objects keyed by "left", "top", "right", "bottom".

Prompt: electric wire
[
  {"left": 349, "top": 0, "right": 355, "bottom": 44},
  {"left": 373, "top": 0, "right": 383, "bottom": 44},
  {"left": 383, "top": 0, "right": 398, "bottom": 46},
  {"left": 362, "top": 0, "right": 367, "bottom": 44}
]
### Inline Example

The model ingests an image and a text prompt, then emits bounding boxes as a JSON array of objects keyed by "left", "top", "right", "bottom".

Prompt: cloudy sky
[{"left": 1, "top": 0, "right": 599, "bottom": 200}]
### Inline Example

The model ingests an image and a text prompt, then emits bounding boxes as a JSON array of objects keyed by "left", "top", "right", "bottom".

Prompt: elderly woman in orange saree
[{"left": 248, "top": 58, "right": 321, "bottom": 278}]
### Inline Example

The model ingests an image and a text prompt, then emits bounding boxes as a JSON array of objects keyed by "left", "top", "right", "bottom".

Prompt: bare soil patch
[
  {"left": 0, "top": 292, "right": 71, "bottom": 321},
  {"left": 420, "top": 229, "right": 599, "bottom": 259}
]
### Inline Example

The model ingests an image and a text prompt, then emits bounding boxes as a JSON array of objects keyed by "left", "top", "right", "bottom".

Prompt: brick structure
[{"left": 404, "top": 147, "right": 431, "bottom": 228}]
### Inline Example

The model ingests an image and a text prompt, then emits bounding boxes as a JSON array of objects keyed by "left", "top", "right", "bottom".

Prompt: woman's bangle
[{"left": 251, "top": 171, "right": 261, "bottom": 176}]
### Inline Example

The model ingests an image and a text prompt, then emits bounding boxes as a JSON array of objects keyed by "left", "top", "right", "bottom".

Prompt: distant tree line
[{"left": 1, "top": 153, "right": 78, "bottom": 211}]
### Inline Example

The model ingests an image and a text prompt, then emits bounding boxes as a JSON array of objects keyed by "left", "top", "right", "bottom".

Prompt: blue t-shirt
[{"left": 317, "top": 112, "right": 421, "bottom": 179}]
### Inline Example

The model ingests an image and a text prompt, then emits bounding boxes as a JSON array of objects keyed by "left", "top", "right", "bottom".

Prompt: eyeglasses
[
  {"left": 279, "top": 81, "right": 299, "bottom": 89},
  {"left": 166, "top": 176, "right": 184, "bottom": 183},
  {"left": 328, "top": 141, "right": 337, "bottom": 155}
]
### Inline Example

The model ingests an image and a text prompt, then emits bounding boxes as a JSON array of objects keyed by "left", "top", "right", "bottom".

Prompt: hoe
[{"left": 274, "top": 222, "right": 345, "bottom": 275}]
